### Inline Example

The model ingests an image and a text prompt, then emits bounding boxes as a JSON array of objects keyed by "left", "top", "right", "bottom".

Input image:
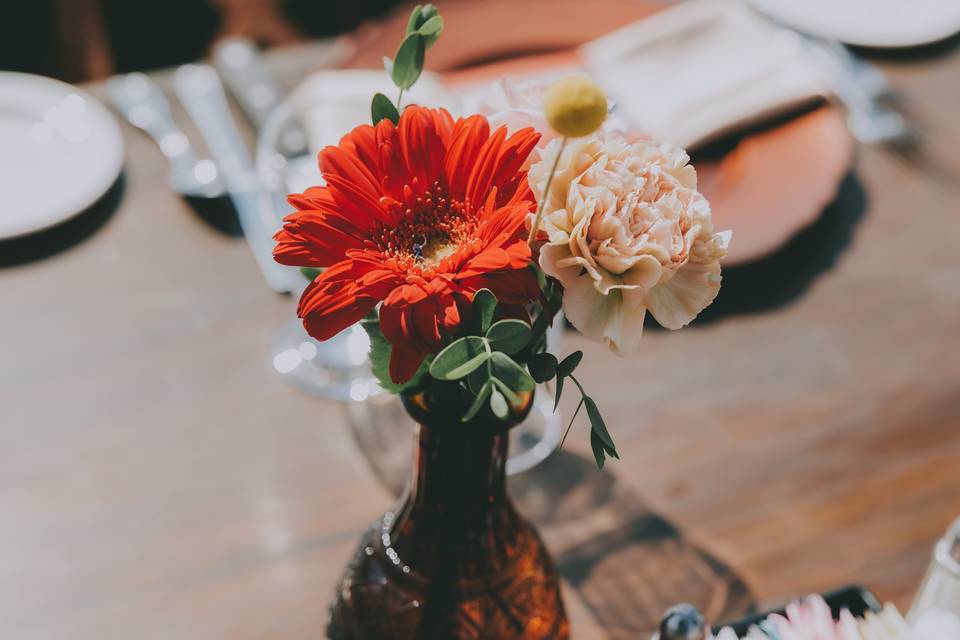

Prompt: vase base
[{"left": 327, "top": 514, "right": 570, "bottom": 640}]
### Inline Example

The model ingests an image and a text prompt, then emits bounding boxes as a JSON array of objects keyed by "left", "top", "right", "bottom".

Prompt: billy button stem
[
  {"left": 527, "top": 137, "right": 567, "bottom": 247},
  {"left": 526, "top": 75, "right": 608, "bottom": 249}
]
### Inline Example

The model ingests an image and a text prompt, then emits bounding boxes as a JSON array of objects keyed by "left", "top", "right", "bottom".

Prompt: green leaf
[
  {"left": 405, "top": 4, "right": 424, "bottom": 34},
  {"left": 417, "top": 15, "right": 443, "bottom": 47},
  {"left": 429, "top": 336, "right": 489, "bottom": 380},
  {"left": 391, "top": 33, "right": 426, "bottom": 90},
  {"left": 590, "top": 429, "right": 607, "bottom": 469},
  {"left": 299, "top": 267, "right": 322, "bottom": 282},
  {"left": 584, "top": 396, "right": 618, "bottom": 458},
  {"left": 553, "top": 374, "right": 564, "bottom": 413},
  {"left": 467, "top": 365, "right": 488, "bottom": 395},
  {"left": 491, "top": 377, "right": 521, "bottom": 406},
  {"left": 371, "top": 93, "right": 400, "bottom": 125},
  {"left": 362, "top": 320, "right": 426, "bottom": 394},
  {"left": 462, "top": 380, "right": 493, "bottom": 422},
  {"left": 490, "top": 352, "right": 536, "bottom": 393},
  {"left": 490, "top": 388, "right": 508, "bottom": 419},
  {"left": 472, "top": 289, "right": 497, "bottom": 334},
  {"left": 486, "top": 319, "right": 532, "bottom": 354},
  {"left": 557, "top": 350, "right": 583, "bottom": 378},
  {"left": 528, "top": 352, "right": 558, "bottom": 383}
]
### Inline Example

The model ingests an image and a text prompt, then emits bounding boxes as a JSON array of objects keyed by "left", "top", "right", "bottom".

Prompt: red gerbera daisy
[{"left": 273, "top": 106, "right": 542, "bottom": 383}]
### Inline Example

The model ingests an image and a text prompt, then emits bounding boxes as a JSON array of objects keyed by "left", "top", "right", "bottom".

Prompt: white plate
[
  {"left": 0, "top": 72, "right": 124, "bottom": 240},
  {"left": 748, "top": 0, "right": 960, "bottom": 48}
]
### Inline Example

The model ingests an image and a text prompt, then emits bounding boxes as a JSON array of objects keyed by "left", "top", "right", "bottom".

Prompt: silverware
[
  {"left": 106, "top": 72, "right": 226, "bottom": 198},
  {"left": 213, "top": 38, "right": 317, "bottom": 200},
  {"left": 172, "top": 64, "right": 301, "bottom": 294},
  {"left": 800, "top": 35, "right": 917, "bottom": 147}
]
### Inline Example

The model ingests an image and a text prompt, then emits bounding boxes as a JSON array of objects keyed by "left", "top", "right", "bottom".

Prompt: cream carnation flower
[{"left": 530, "top": 133, "right": 731, "bottom": 353}]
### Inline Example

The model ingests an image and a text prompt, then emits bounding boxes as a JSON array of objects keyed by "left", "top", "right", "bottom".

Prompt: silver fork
[
  {"left": 107, "top": 72, "right": 226, "bottom": 198},
  {"left": 800, "top": 35, "right": 917, "bottom": 147}
]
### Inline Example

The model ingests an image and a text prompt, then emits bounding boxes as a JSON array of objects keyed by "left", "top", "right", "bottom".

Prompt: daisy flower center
[{"left": 374, "top": 181, "right": 481, "bottom": 272}]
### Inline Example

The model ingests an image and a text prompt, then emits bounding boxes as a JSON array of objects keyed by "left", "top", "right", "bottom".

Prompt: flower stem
[
  {"left": 397, "top": 88, "right": 405, "bottom": 110},
  {"left": 527, "top": 136, "right": 568, "bottom": 247}
]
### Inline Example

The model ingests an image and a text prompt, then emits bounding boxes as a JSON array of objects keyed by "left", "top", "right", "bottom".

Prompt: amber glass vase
[{"left": 327, "top": 389, "right": 569, "bottom": 639}]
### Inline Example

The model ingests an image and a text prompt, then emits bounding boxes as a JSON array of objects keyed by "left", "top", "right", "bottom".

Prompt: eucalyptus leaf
[
  {"left": 429, "top": 336, "right": 489, "bottom": 380},
  {"left": 584, "top": 396, "right": 618, "bottom": 457},
  {"left": 467, "top": 365, "right": 488, "bottom": 395},
  {"left": 490, "top": 352, "right": 535, "bottom": 393},
  {"left": 299, "top": 267, "right": 322, "bottom": 282},
  {"left": 462, "top": 380, "right": 493, "bottom": 422},
  {"left": 472, "top": 289, "right": 497, "bottom": 334},
  {"left": 371, "top": 93, "right": 400, "bottom": 125},
  {"left": 417, "top": 15, "right": 443, "bottom": 47},
  {"left": 491, "top": 377, "right": 521, "bottom": 406},
  {"left": 490, "top": 388, "right": 508, "bottom": 419},
  {"left": 405, "top": 4, "right": 424, "bottom": 34},
  {"left": 590, "top": 429, "right": 606, "bottom": 469},
  {"left": 557, "top": 350, "right": 583, "bottom": 378},
  {"left": 391, "top": 33, "right": 426, "bottom": 90},
  {"left": 528, "top": 352, "right": 558, "bottom": 383},
  {"left": 486, "top": 319, "right": 532, "bottom": 354}
]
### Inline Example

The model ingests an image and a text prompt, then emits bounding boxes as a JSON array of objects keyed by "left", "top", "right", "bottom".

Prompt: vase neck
[
  {"left": 384, "top": 423, "right": 520, "bottom": 581},
  {"left": 403, "top": 424, "right": 510, "bottom": 526}
]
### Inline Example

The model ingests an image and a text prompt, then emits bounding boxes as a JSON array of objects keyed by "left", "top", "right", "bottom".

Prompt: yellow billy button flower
[
  {"left": 543, "top": 76, "right": 607, "bottom": 138},
  {"left": 528, "top": 75, "right": 608, "bottom": 246}
]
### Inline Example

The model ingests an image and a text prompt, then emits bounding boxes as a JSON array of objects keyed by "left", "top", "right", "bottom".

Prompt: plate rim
[{"left": 0, "top": 71, "right": 125, "bottom": 240}]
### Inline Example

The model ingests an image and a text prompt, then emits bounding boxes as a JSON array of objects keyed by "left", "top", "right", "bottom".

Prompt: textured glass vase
[{"left": 327, "top": 389, "right": 569, "bottom": 639}]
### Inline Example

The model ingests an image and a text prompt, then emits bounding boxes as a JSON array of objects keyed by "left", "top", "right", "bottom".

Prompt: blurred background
[
  {"left": 0, "top": 0, "right": 402, "bottom": 81},
  {"left": 2, "top": 1, "right": 959, "bottom": 639}
]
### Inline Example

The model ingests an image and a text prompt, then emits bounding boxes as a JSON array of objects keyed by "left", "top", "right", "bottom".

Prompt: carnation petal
[
  {"left": 644, "top": 260, "right": 722, "bottom": 330},
  {"left": 561, "top": 274, "right": 647, "bottom": 353}
]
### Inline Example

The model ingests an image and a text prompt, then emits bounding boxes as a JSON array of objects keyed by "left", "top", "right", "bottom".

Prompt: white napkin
[
  {"left": 581, "top": 0, "right": 828, "bottom": 147},
  {"left": 289, "top": 69, "right": 455, "bottom": 152}
]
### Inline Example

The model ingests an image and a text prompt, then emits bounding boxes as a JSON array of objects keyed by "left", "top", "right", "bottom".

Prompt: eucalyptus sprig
[
  {"left": 371, "top": 3, "right": 444, "bottom": 126},
  {"left": 427, "top": 291, "right": 536, "bottom": 421}
]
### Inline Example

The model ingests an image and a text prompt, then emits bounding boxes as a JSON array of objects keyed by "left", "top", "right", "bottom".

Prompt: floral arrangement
[{"left": 273, "top": 4, "right": 730, "bottom": 467}]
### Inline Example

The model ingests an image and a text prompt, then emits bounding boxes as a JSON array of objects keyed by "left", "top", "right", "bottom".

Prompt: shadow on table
[
  {"left": 511, "top": 449, "right": 755, "bottom": 638},
  {"left": 688, "top": 171, "right": 867, "bottom": 325},
  {"left": 0, "top": 173, "right": 126, "bottom": 268},
  {"left": 851, "top": 30, "right": 960, "bottom": 62}
]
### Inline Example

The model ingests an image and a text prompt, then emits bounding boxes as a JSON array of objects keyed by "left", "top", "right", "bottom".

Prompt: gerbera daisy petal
[
  {"left": 466, "top": 126, "right": 508, "bottom": 206},
  {"left": 444, "top": 114, "right": 490, "bottom": 201},
  {"left": 388, "top": 344, "right": 427, "bottom": 384},
  {"left": 319, "top": 145, "right": 381, "bottom": 200},
  {"left": 490, "top": 127, "right": 540, "bottom": 203},
  {"left": 399, "top": 106, "right": 448, "bottom": 193},
  {"left": 299, "top": 279, "right": 379, "bottom": 341}
]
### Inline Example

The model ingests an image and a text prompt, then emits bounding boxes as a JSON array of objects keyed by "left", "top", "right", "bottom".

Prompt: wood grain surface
[{"left": 1, "top": 36, "right": 959, "bottom": 639}]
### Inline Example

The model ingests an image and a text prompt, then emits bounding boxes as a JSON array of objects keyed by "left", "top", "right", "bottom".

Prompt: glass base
[{"left": 271, "top": 319, "right": 381, "bottom": 402}]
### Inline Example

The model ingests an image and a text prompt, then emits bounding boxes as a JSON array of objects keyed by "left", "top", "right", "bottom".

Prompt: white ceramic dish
[
  {"left": 748, "top": 0, "right": 960, "bottom": 48},
  {"left": 0, "top": 72, "right": 124, "bottom": 240}
]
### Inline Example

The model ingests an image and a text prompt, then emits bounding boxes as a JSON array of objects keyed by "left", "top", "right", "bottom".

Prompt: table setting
[{"left": 2, "top": 0, "right": 960, "bottom": 638}]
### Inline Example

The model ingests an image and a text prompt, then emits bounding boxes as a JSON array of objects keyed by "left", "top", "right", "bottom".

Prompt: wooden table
[{"left": 2, "top": 40, "right": 959, "bottom": 639}]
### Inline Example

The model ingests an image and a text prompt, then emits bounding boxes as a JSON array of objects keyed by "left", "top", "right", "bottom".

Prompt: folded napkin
[
  {"left": 289, "top": 69, "right": 455, "bottom": 152},
  {"left": 581, "top": 0, "right": 828, "bottom": 147}
]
